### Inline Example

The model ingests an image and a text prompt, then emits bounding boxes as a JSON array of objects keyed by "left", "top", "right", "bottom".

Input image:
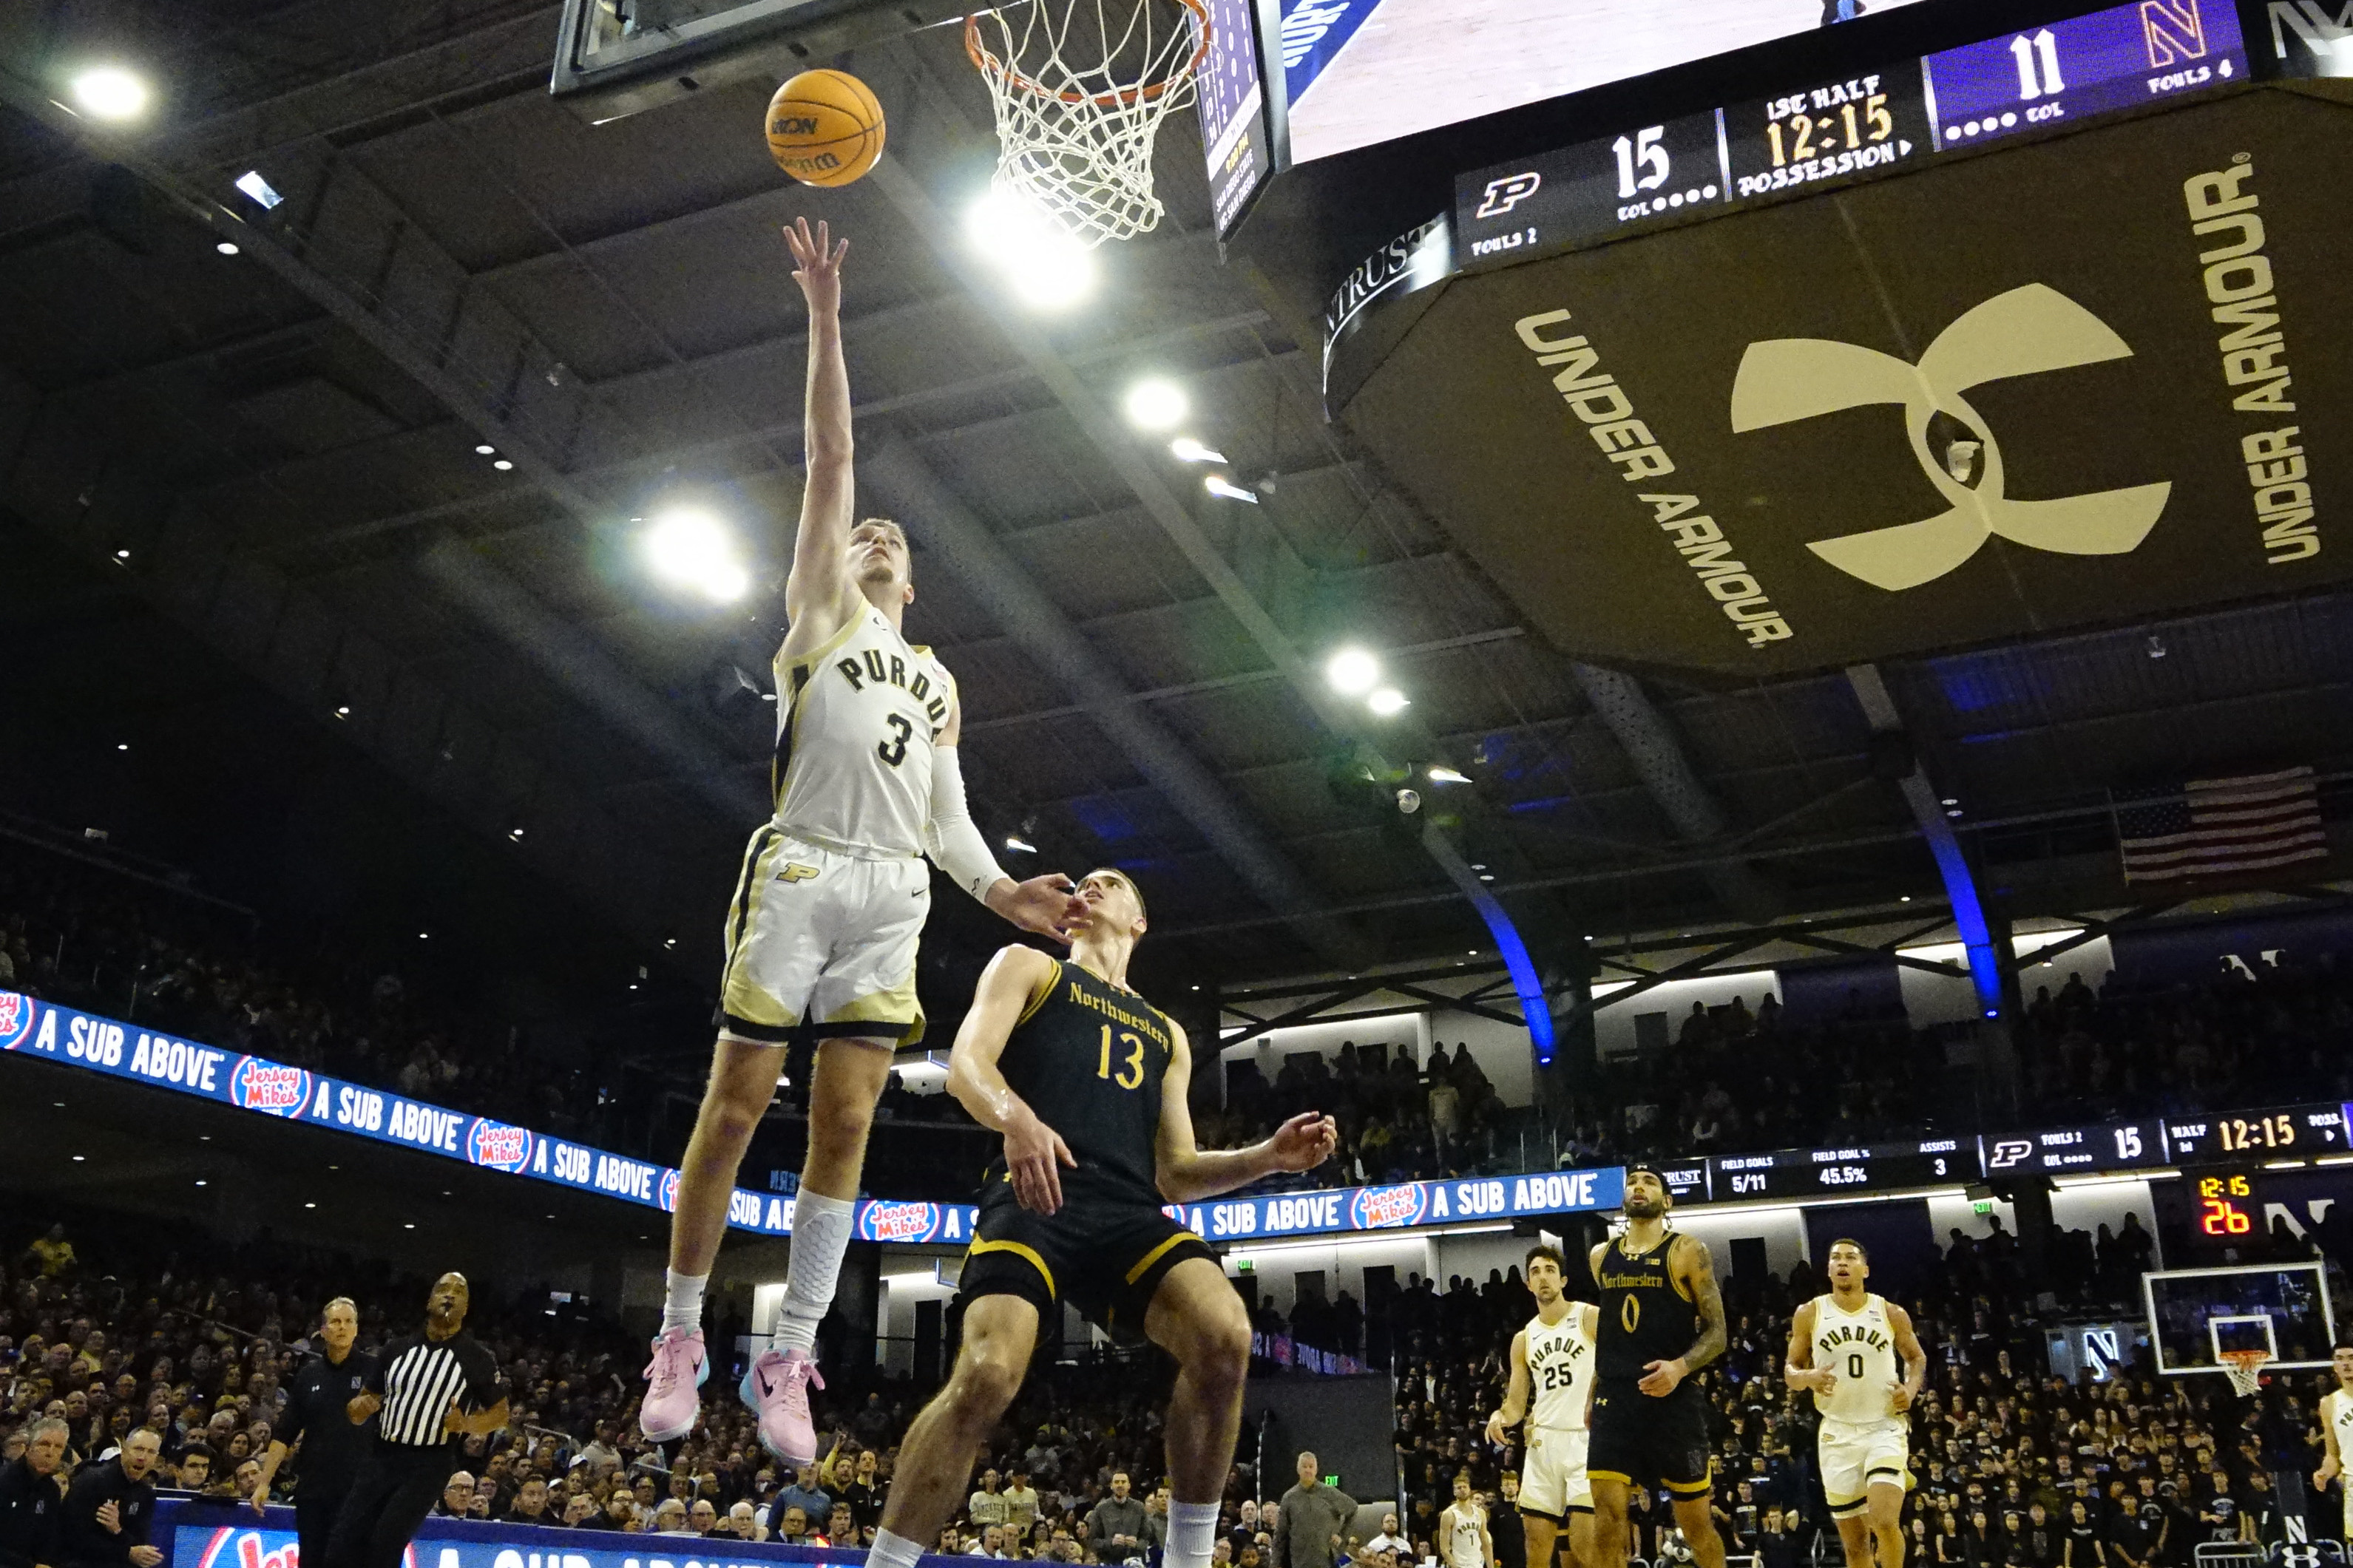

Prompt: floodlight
[
  {"left": 645, "top": 509, "right": 750, "bottom": 603},
  {"left": 1427, "top": 765, "right": 1471, "bottom": 784},
  {"left": 1204, "top": 474, "right": 1259, "bottom": 503},
  {"left": 70, "top": 67, "right": 149, "bottom": 122},
  {"left": 234, "top": 170, "right": 283, "bottom": 208},
  {"left": 966, "top": 188, "right": 1097, "bottom": 310},
  {"left": 1324, "top": 647, "right": 1380, "bottom": 696},
  {"left": 1368, "top": 688, "right": 1409, "bottom": 716},
  {"left": 214, "top": 241, "right": 239, "bottom": 256},
  {"left": 1123, "top": 379, "right": 1188, "bottom": 430},
  {"left": 1005, "top": 836, "right": 1038, "bottom": 854},
  {"left": 1170, "top": 437, "right": 1227, "bottom": 464}
]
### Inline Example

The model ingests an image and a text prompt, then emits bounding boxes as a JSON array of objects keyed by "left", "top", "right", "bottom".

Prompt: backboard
[
  {"left": 2142, "top": 1261, "right": 2336, "bottom": 1377},
  {"left": 550, "top": 0, "right": 965, "bottom": 122}
]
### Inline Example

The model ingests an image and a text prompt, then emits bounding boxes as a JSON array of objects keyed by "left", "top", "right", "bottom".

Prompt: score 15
[{"left": 2197, "top": 1171, "right": 2255, "bottom": 1238}]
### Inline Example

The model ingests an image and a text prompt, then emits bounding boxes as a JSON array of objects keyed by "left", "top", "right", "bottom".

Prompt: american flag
[{"left": 2114, "top": 767, "right": 2328, "bottom": 883}]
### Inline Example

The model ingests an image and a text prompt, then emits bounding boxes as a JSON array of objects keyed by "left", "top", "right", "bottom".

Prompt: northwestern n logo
[{"left": 1730, "top": 283, "right": 2171, "bottom": 591}]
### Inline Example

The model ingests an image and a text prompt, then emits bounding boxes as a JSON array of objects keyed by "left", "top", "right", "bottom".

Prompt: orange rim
[{"left": 965, "top": 0, "right": 1211, "bottom": 109}]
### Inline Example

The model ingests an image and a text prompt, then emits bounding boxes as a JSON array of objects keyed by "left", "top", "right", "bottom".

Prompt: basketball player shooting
[
  {"left": 1784, "top": 1240, "right": 1926, "bottom": 1568},
  {"left": 2311, "top": 1341, "right": 2353, "bottom": 1541},
  {"left": 640, "top": 216, "right": 1088, "bottom": 1462},
  {"left": 1486, "top": 1246, "right": 1597, "bottom": 1568},
  {"left": 1586, "top": 1167, "right": 1727, "bottom": 1568},
  {"left": 856, "top": 869, "right": 1336, "bottom": 1568}
]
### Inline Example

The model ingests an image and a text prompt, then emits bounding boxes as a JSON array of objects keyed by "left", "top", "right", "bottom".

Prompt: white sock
[
  {"left": 774, "top": 1191, "right": 856, "bottom": 1353},
  {"left": 661, "top": 1269, "right": 708, "bottom": 1337},
  {"left": 1168, "top": 1501, "right": 1219, "bottom": 1568},
  {"left": 867, "top": 1527, "right": 924, "bottom": 1568}
]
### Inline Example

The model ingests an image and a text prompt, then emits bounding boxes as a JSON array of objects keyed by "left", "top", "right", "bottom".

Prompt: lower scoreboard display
[
  {"left": 1455, "top": 0, "right": 2249, "bottom": 261},
  {"left": 1707, "top": 1137, "right": 1978, "bottom": 1200}
]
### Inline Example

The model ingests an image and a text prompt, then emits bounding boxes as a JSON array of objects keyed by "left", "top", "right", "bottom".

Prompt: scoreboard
[
  {"left": 1709, "top": 1138, "right": 1974, "bottom": 1201},
  {"left": 1455, "top": 0, "right": 2249, "bottom": 261}
]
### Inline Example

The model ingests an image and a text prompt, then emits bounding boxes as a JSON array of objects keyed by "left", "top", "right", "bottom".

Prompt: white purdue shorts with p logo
[
  {"left": 1518, "top": 1426, "right": 1591, "bottom": 1519},
  {"left": 717, "top": 824, "right": 930, "bottom": 1048}
]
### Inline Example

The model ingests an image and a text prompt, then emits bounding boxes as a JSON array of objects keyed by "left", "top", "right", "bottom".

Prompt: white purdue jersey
[
  {"left": 1812, "top": 1292, "right": 1901, "bottom": 1424},
  {"left": 2328, "top": 1389, "right": 2353, "bottom": 1464},
  {"left": 772, "top": 605, "right": 955, "bottom": 857},
  {"left": 1527, "top": 1305, "right": 1597, "bottom": 1430}
]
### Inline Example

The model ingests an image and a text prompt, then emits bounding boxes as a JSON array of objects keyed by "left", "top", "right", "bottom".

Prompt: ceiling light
[
  {"left": 492, "top": 458, "right": 514, "bottom": 471},
  {"left": 214, "top": 241, "right": 239, "bottom": 256},
  {"left": 1123, "top": 379, "right": 1188, "bottom": 431},
  {"left": 116, "top": 743, "right": 129, "bottom": 752},
  {"left": 1941, "top": 797, "right": 1958, "bottom": 807},
  {"left": 1203, "top": 474, "right": 1259, "bottom": 503},
  {"left": 70, "top": 67, "right": 149, "bottom": 122},
  {"left": 1900, "top": 895, "right": 1912, "bottom": 903},
  {"left": 663, "top": 937, "right": 677, "bottom": 949},
  {"left": 1005, "top": 836, "right": 1037, "bottom": 854},
  {"left": 1478, "top": 873, "right": 1494, "bottom": 882},
  {"left": 72, "top": 1155, "right": 86, "bottom": 1162},
  {"left": 507, "top": 827, "right": 525, "bottom": 841},
  {"left": 475, "top": 444, "right": 495, "bottom": 455},
  {"left": 305, "top": 1202, "right": 316, "bottom": 1209},
  {"left": 1170, "top": 437, "right": 1228, "bottom": 464},
  {"left": 418, "top": 931, "right": 429, "bottom": 940},
  {"left": 1325, "top": 647, "right": 1381, "bottom": 696},
  {"left": 234, "top": 170, "right": 283, "bottom": 208},
  {"left": 1368, "top": 688, "right": 1409, "bottom": 716},
  {"left": 1946, "top": 808, "right": 1963, "bottom": 818},
  {"left": 114, "top": 549, "right": 130, "bottom": 560},
  {"left": 334, "top": 705, "right": 350, "bottom": 718},
  {"left": 966, "top": 189, "right": 1096, "bottom": 310},
  {"left": 404, "top": 1223, "right": 416, "bottom": 1229},
  {"left": 195, "top": 1180, "right": 207, "bottom": 1187},
  {"left": 645, "top": 509, "right": 750, "bottom": 603},
  {"left": 1427, "top": 765, "right": 1470, "bottom": 784}
]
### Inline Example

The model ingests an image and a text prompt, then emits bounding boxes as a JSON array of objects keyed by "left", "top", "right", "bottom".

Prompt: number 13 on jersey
[{"left": 1097, "top": 1025, "right": 1146, "bottom": 1089}]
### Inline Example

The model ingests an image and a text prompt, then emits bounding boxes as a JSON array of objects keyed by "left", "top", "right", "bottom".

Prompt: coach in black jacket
[
  {"left": 0, "top": 1418, "right": 69, "bottom": 1568},
  {"left": 59, "top": 1430, "right": 161, "bottom": 1568}
]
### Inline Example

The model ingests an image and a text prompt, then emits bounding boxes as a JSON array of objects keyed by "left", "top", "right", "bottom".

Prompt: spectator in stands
[
  {"left": 436, "top": 1473, "right": 474, "bottom": 1518},
  {"left": 506, "top": 1477, "right": 551, "bottom": 1526},
  {"left": 0, "top": 1417, "right": 69, "bottom": 1568},
  {"left": 61, "top": 1427, "right": 161, "bottom": 1568},
  {"left": 1273, "top": 1453, "right": 1354, "bottom": 1568},
  {"left": 1086, "top": 1472, "right": 1147, "bottom": 1557},
  {"left": 778, "top": 1460, "right": 831, "bottom": 1527},
  {"left": 651, "top": 1499, "right": 691, "bottom": 1535}
]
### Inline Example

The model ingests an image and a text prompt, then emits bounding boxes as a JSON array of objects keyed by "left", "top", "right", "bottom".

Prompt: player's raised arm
[
  {"left": 781, "top": 216, "right": 859, "bottom": 638},
  {"left": 1153, "top": 1020, "right": 1336, "bottom": 1204},
  {"left": 1888, "top": 1301, "right": 1928, "bottom": 1411},
  {"left": 947, "top": 946, "right": 1076, "bottom": 1215},
  {"left": 1486, "top": 1330, "right": 1532, "bottom": 1445},
  {"left": 1784, "top": 1298, "right": 1832, "bottom": 1395}
]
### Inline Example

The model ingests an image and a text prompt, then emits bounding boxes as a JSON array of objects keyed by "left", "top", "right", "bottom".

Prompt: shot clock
[{"left": 2190, "top": 1168, "right": 2260, "bottom": 1244}]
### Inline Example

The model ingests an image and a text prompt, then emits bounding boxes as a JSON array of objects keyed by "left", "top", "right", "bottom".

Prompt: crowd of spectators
[{"left": 15, "top": 1179, "right": 2353, "bottom": 1568}]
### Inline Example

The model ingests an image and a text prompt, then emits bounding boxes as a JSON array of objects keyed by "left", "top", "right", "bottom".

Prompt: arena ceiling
[{"left": 1, "top": 0, "right": 2349, "bottom": 1019}]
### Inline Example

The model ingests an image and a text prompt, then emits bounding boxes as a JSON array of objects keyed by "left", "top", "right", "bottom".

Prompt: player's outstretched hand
[
  {"left": 989, "top": 872, "right": 1089, "bottom": 943},
  {"left": 1637, "top": 1357, "right": 1687, "bottom": 1396},
  {"left": 1268, "top": 1111, "right": 1338, "bottom": 1172},
  {"left": 1005, "top": 1105, "right": 1077, "bottom": 1215},
  {"left": 784, "top": 216, "right": 848, "bottom": 315}
]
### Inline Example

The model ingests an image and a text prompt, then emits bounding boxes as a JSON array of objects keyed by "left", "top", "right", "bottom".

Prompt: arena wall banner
[
  {"left": 166, "top": 1502, "right": 873, "bottom": 1568},
  {"left": 0, "top": 990, "right": 1625, "bottom": 1243}
]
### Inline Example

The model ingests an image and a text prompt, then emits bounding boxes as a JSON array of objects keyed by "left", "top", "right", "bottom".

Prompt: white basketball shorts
[
  {"left": 717, "top": 824, "right": 930, "bottom": 1048},
  {"left": 1519, "top": 1426, "right": 1591, "bottom": 1519},
  {"left": 1818, "top": 1416, "right": 1909, "bottom": 1516}
]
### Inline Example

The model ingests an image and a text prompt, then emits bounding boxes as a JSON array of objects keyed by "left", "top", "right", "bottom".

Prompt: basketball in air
[{"left": 765, "top": 69, "right": 885, "bottom": 187}]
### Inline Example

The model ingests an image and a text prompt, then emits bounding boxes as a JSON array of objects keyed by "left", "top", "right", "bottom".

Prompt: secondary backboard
[
  {"left": 2143, "top": 1262, "right": 2336, "bottom": 1376},
  {"left": 550, "top": 0, "right": 964, "bottom": 122}
]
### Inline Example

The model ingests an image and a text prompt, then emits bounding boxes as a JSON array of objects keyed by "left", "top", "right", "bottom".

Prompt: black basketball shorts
[
  {"left": 1587, "top": 1377, "right": 1713, "bottom": 1499},
  {"left": 958, "top": 1178, "right": 1218, "bottom": 1336}
]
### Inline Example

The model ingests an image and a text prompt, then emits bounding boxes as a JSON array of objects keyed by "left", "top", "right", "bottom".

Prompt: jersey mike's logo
[
  {"left": 1349, "top": 1183, "right": 1430, "bottom": 1230},
  {"left": 467, "top": 1120, "right": 535, "bottom": 1173},
  {"left": 1476, "top": 173, "right": 1542, "bottom": 219},
  {"left": 0, "top": 992, "right": 33, "bottom": 1052},
  {"left": 859, "top": 1201, "right": 942, "bottom": 1243},
  {"left": 1732, "top": 283, "right": 2172, "bottom": 591},
  {"left": 658, "top": 1168, "right": 681, "bottom": 1212},
  {"left": 193, "top": 1525, "right": 299, "bottom": 1568},
  {"left": 230, "top": 1058, "right": 313, "bottom": 1117}
]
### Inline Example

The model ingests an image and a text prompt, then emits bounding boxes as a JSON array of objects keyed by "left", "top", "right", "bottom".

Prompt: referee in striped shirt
[{"left": 326, "top": 1273, "right": 509, "bottom": 1568}]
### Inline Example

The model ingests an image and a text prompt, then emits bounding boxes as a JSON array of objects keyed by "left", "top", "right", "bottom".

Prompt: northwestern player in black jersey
[
  {"left": 1587, "top": 1167, "right": 1727, "bottom": 1568},
  {"left": 248, "top": 1297, "right": 374, "bottom": 1568},
  {"left": 857, "top": 869, "right": 1336, "bottom": 1568}
]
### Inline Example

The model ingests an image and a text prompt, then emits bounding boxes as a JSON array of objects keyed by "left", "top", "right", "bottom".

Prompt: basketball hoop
[
  {"left": 965, "top": 0, "right": 1210, "bottom": 245},
  {"left": 2219, "top": 1348, "right": 2272, "bottom": 1396}
]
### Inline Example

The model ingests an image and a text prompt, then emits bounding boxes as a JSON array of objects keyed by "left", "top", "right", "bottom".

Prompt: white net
[
  {"left": 964, "top": 0, "right": 1209, "bottom": 246},
  {"left": 2219, "top": 1351, "right": 2270, "bottom": 1396}
]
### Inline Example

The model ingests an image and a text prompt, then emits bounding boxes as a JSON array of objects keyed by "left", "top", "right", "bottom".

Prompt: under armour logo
[
  {"left": 1476, "top": 172, "right": 1542, "bottom": 219},
  {"left": 775, "top": 863, "right": 820, "bottom": 883},
  {"left": 1730, "top": 283, "right": 2171, "bottom": 591}
]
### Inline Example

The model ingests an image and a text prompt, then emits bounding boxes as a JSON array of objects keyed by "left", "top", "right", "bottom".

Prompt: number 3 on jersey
[
  {"left": 1097, "top": 1025, "right": 1146, "bottom": 1089},
  {"left": 877, "top": 713, "right": 914, "bottom": 767}
]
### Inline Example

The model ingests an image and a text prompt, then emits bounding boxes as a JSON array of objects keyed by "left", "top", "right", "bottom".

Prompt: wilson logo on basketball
[
  {"left": 0, "top": 992, "right": 33, "bottom": 1051},
  {"left": 467, "top": 1121, "right": 535, "bottom": 1173},
  {"left": 1348, "top": 1184, "right": 1429, "bottom": 1229},
  {"left": 773, "top": 117, "right": 819, "bottom": 136},
  {"left": 230, "top": 1058, "right": 313, "bottom": 1116},
  {"left": 859, "top": 1201, "right": 941, "bottom": 1243}
]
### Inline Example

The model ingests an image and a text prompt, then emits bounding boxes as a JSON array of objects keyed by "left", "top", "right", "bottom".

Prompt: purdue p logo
[
  {"left": 1730, "top": 283, "right": 2171, "bottom": 591},
  {"left": 776, "top": 862, "right": 820, "bottom": 884}
]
